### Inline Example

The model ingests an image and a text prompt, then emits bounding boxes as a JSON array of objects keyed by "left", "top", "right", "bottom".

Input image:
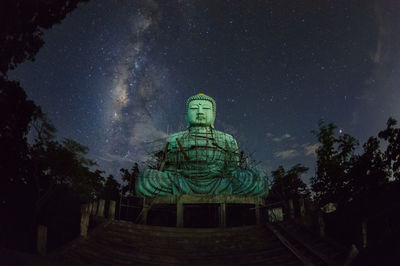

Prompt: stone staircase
[
  {"left": 50, "top": 220, "right": 303, "bottom": 265},
  {"left": 273, "top": 220, "right": 349, "bottom": 265}
]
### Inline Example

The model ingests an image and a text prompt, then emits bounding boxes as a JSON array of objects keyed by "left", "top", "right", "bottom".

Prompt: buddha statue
[{"left": 136, "top": 93, "right": 268, "bottom": 197}]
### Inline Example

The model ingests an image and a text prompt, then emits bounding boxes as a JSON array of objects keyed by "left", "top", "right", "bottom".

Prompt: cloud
[
  {"left": 274, "top": 149, "right": 299, "bottom": 159},
  {"left": 130, "top": 122, "right": 167, "bottom": 147},
  {"left": 272, "top": 133, "right": 292, "bottom": 142},
  {"left": 303, "top": 143, "right": 319, "bottom": 156},
  {"left": 272, "top": 143, "right": 319, "bottom": 160},
  {"left": 97, "top": 152, "right": 136, "bottom": 164},
  {"left": 265, "top": 132, "right": 273, "bottom": 138},
  {"left": 370, "top": 1, "right": 390, "bottom": 65}
]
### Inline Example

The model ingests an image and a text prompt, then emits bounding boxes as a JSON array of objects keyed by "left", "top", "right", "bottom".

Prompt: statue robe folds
[{"left": 136, "top": 128, "right": 268, "bottom": 197}]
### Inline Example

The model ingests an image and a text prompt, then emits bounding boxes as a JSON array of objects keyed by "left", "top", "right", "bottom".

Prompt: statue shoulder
[
  {"left": 167, "top": 131, "right": 187, "bottom": 143},
  {"left": 213, "top": 130, "right": 239, "bottom": 150},
  {"left": 213, "top": 130, "right": 237, "bottom": 142}
]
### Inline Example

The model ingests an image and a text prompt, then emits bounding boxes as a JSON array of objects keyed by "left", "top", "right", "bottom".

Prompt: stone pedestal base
[{"left": 139, "top": 194, "right": 265, "bottom": 228}]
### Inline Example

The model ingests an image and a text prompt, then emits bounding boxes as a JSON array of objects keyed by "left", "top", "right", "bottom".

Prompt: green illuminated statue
[{"left": 136, "top": 93, "right": 268, "bottom": 197}]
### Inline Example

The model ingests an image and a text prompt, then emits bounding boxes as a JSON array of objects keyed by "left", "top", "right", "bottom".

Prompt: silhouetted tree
[
  {"left": 378, "top": 117, "right": 400, "bottom": 181},
  {"left": 0, "top": 0, "right": 89, "bottom": 75},
  {"left": 311, "top": 121, "right": 359, "bottom": 208},
  {"left": 1, "top": 0, "right": 92, "bottom": 219},
  {"left": 350, "top": 137, "right": 388, "bottom": 198},
  {"left": 100, "top": 175, "right": 121, "bottom": 202},
  {"left": 269, "top": 164, "right": 309, "bottom": 202},
  {"left": 28, "top": 115, "right": 105, "bottom": 221},
  {"left": 120, "top": 163, "right": 139, "bottom": 196},
  {"left": 0, "top": 80, "right": 37, "bottom": 183},
  {"left": 1, "top": 0, "right": 91, "bottom": 189}
]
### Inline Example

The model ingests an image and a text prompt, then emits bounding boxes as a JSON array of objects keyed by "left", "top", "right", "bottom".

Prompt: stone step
[
  {"left": 99, "top": 228, "right": 282, "bottom": 254},
  {"left": 109, "top": 220, "right": 265, "bottom": 234},
  {"left": 105, "top": 222, "right": 272, "bottom": 236},
  {"left": 51, "top": 220, "right": 304, "bottom": 265},
  {"left": 105, "top": 225, "right": 273, "bottom": 243},
  {"left": 82, "top": 234, "right": 286, "bottom": 256},
  {"left": 66, "top": 242, "right": 300, "bottom": 266}
]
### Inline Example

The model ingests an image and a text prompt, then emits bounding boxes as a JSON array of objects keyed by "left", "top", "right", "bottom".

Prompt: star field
[{"left": 9, "top": 0, "right": 400, "bottom": 183}]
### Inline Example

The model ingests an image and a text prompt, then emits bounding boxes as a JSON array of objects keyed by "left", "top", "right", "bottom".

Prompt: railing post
[
  {"left": 318, "top": 211, "right": 325, "bottom": 238},
  {"left": 255, "top": 197, "right": 262, "bottom": 225},
  {"left": 98, "top": 199, "right": 105, "bottom": 217},
  {"left": 88, "top": 202, "right": 93, "bottom": 215},
  {"left": 176, "top": 196, "right": 184, "bottom": 228},
  {"left": 299, "top": 197, "right": 305, "bottom": 217},
  {"left": 109, "top": 200, "right": 116, "bottom": 220},
  {"left": 362, "top": 219, "right": 367, "bottom": 249},
  {"left": 219, "top": 201, "right": 226, "bottom": 228},
  {"left": 288, "top": 199, "right": 295, "bottom": 219},
  {"left": 118, "top": 192, "right": 123, "bottom": 220},
  {"left": 141, "top": 197, "right": 150, "bottom": 225},
  {"left": 80, "top": 204, "right": 90, "bottom": 238},
  {"left": 37, "top": 225, "right": 47, "bottom": 256},
  {"left": 91, "top": 201, "right": 98, "bottom": 216}
]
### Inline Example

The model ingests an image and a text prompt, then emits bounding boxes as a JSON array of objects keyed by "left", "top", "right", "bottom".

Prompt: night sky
[{"left": 9, "top": 0, "right": 400, "bottom": 183}]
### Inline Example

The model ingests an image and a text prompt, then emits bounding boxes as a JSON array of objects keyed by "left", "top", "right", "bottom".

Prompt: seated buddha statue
[{"left": 136, "top": 93, "right": 268, "bottom": 197}]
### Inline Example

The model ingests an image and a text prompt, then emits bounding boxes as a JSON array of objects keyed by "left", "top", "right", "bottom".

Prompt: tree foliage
[
  {"left": 347, "top": 137, "right": 388, "bottom": 214},
  {"left": 311, "top": 118, "right": 400, "bottom": 210},
  {"left": 0, "top": 0, "right": 93, "bottom": 199},
  {"left": 0, "top": 0, "right": 105, "bottom": 250},
  {"left": 378, "top": 117, "right": 400, "bottom": 181},
  {"left": 311, "top": 121, "right": 358, "bottom": 207},
  {"left": 0, "top": 0, "right": 89, "bottom": 76},
  {"left": 100, "top": 175, "right": 121, "bottom": 202},
  {"left": 269, "top": 164, "right": 309, "bottom": 202},
  {"left": 120, "top": 163, "right": 139, "bottom": 196}
]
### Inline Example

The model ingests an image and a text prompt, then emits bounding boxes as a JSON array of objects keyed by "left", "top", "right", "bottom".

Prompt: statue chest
[{"left": 168, "top": 133, "right": 228, "bottom": 163}]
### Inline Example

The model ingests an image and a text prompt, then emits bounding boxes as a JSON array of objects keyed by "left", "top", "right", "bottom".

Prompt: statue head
[{"left": 186, "top": 93, "right": 216, "bottom": 128}]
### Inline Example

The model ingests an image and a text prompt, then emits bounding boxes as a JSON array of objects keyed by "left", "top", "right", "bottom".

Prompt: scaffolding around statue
[
  {"left": 137, "top": 127, "right": 268, "bottom": 197},
  {"left": 134, "top": 93, "right": 268, "bottom": 227}
]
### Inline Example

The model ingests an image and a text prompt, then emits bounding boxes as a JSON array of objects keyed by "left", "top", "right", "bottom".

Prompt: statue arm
[
  {"left": 226, "top": 134, "right": 240, "bottom": 170},
  {"left": 163, "top": 134, "right": 178, "bottom": 167}
]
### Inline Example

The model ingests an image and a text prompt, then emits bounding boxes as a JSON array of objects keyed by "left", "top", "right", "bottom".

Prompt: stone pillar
[
  {"left": 142, "top": 198, "right": 149, "bottom": 225},
  {"left": 91, "top": 201, "right": 98, "bottom": 216},
  {"left": 109, "top": 200, "right": 116, "bottom": 220},
  {"left": 98, "top": 199, "right": 105, "bottom": 217},
  {"left": 176, "top": 196, "right": 184, "bottom": 228},
  {"left": 37, "top": 225, "right": 47, "bottom": 256},
  {"left": 255, "top": 198, "right": 262, "bottom": 225},
  {"left": 288, "top": 199, "right": 295, "bottom": 219},
  {"left": 219, "top": 202, "right": 226, "bottom": 228},
  {"left": 80, "top": 204, "right": 90, "bottom": 238},
  {"left": 299, "top": 197, "right": 305, "bottom": 217},
  {"left": 318, "top": 212, "right": 325, "bottom": 238},
  {"left": 362, "top": 220, "right": 367, "bottom": 249}
]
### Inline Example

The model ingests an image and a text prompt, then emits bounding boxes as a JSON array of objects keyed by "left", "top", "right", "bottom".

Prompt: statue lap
[{"left": 136, "top": 129, "right": 267, "bottom": 197}]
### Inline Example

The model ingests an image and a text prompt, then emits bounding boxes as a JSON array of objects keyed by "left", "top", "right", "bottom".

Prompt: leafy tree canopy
[
  {"left": 269, "top": 164, "right": 309, "bottom": 202},
  {"left": 100, "top": 175, "right": 121, "bottom": 201},
  {"left": 378, "top": 117, "right": 400, "bottom": 181},
  {"left": 0, "top": 0, "right": 89, "bottom": 76},
  {"left": 120, "top": 163, "right": 139, "bottom": 196},
  {"left": 311, "top": 121, "right": 359, "bottom": 207}
]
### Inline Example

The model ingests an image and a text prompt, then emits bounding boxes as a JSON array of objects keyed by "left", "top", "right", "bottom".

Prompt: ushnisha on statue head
[{"left": 186, "top": 93, "right": 216, "bottom": 128}]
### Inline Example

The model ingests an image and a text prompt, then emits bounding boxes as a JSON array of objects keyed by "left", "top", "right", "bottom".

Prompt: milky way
[{"left": 9, "top": 0, "right": 400, "bottom": 183}]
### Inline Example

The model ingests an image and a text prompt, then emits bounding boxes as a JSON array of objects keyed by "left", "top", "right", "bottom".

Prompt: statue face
[{"left": 187, "top": 99, "right": 214, "bottom": 127}]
